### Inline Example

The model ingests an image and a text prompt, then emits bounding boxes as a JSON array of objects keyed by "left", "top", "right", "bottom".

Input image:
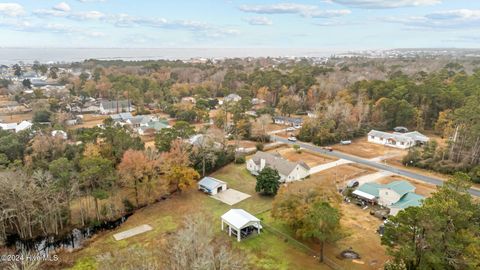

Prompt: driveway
[
  {"left": 348, "top": 171, "right": 394, "bottom": 185},
  {"left": 211, "top": 189, "right": 251, "bottom": 206},
  {"left": 309, "top": 159, "right": 353, "bottom": 175}
]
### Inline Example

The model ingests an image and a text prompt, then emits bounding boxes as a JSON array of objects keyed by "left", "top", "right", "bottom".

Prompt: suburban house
[
  {"left": 198, "top": 177, "right": 227, "bottom": 195},
  {"left": 251, "top": 98, "right": 265, "bottom": 105},
  {"left": 110, "top": 112, "right": 134, "bottom": 123},
  {"left": 109, "top": 113, "right": 169, "bottom": 135},
  {"left": 181, "top": 97, "right": 196, "bottom": 104},
  {"left": 352, "top": 180, "right": 425, "bottom": 216},
  {"left": 100, "top": 100, "right": 134, "bottom": 114},
  {"left": 51, "top": 130, "right": 68, "bottom": 139},
  {"left": 0, "top": 120, "right": 33, "bottom": 133},
  {"left": 246, "top": 151, "right": 310, "bottom": 182},
  {"left": 273, "top": 116, "right": 303, "bottom": 128},
  {"left": 224, "top": 93, "right": 242, "bottom": 103},
  {"left": 367, "top": 130, "right": 429, "bottom": 149},
  {"left": 137, "top": 120, "right": 170, "bottom": 136},
  {"left": 221, "top": 209, "right": 261, "bottom": 242}
]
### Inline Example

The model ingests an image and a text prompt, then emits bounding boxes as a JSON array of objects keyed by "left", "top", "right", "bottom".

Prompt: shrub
[
  {"left": 122, "top": 198, "right": 135, "bottom": 213},
  {"left": 469, "top": 166, "right": 480, "bottom": 184},
  {"left": 256, "top": 142, "right": 264, "bottom": 151},
  {"left": 235, "top": 156, "right": 246, "bottom": 164}
]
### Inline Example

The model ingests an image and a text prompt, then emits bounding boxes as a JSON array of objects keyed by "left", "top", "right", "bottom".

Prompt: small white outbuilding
[
  {"left": 221, "top": 209, "right": 262, "bottom": 242},
  {"left": 198, "top": 177, "right": 227, "bottom": 195}
]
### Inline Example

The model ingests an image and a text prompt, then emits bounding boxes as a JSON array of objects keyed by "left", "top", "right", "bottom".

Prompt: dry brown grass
[
  {"left": 0, "top": 112, "right": 34, "bottom": 123},
  {"left": 274, "top": 146, "right": 337, "bottom": 167},
  {"left": 333, "top": 137, "right": 406, "bottom": 159}
]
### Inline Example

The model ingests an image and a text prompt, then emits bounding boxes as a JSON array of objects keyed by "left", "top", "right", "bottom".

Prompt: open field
[
  {"left": 332, "top": 137, "right": 406, "bottom": 159},
  {"left": 265, "top": 123, "right": 286, "bottom": 133},
  {"left": 0, "top": 112, "right": 33, "bottom": 123},
  {"left": 72, "top": 114, "right": 108, "bottom": 129},
  {"left": 66, "top": 164, "right": 330, "bottom": 270}
]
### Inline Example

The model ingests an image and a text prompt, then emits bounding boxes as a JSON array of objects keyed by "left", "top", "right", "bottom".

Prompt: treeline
[
  {"left": 0, "top": 119, "right": 234, "bottom": 243},
  {"left": 299, "top": 66, "right": 480, "bottom": 150}
]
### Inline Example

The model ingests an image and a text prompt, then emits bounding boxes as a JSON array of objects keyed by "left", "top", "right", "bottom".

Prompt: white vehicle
[
  {"left": 340, "top": 140, "right": 352, "bottom": 145},
  {"left": 288, "top": 136, "right": 297, "bottom": 142},
  {"left": 286, "top": 127, "right": 295, "bottom": 132},
  {"left": 294, "top": 125, "right": 302, "bottom": 129}
]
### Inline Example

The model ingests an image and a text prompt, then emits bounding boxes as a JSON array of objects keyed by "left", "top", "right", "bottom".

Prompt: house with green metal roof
[
  {"left": 389, "top": 192, "right": 424, "bottom": 216},
  {"left": 352, "top": 180, "right": 425, "bottom": 216},
  {"left": 137, "top": 119, "right": 170, "bottom": 135}
]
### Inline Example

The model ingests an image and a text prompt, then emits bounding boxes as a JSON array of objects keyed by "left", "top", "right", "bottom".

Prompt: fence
[{"left": 259, "top": 219, "right": 344, "bottom": 270}]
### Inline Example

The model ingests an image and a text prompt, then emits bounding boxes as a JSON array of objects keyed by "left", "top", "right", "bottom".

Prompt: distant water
[{"left": 0, "top": 48, "right": 339, "bottom": 65}]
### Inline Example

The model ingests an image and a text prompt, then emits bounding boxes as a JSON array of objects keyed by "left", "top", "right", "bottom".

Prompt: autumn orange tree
[
  {"left": 118, "top": 150, "right": 158, "bottom": 207},
  {"left": 161, "top": 139, "right": 199, "bottom": 192}
]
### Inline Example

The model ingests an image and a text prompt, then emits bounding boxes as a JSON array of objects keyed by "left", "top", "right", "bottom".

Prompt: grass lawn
[{"left": 66, "top": 164, "right": 329, "bottom": 270}]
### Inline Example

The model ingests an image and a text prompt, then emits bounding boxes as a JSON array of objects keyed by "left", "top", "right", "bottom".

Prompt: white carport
[
  {"left": 352, "top": 189, "right": 376, "bottom": 201},
  {"left": 221, "top": 209, "right": 261, "bottom": 242}
]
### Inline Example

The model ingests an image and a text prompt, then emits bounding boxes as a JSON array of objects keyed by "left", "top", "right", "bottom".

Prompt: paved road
[{"left": 272, "top": 135, "right": 480, "bottom": 197}]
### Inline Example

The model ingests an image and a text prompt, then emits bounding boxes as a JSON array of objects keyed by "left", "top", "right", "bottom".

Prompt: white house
[
  {"left": 198, "top": 177, "right": 227, "bottom": 195},
  {"left": 367, "top": 130, "right": 429, "bottom": 149},
  {"left": 224, "top": 94, "right": 242, "bottom": 103},
  {"left": 272, "top": 116, "right": 303, "bottom": 128},
  {"left": 221, "top": 209, "right": 261, "bottom": 242},
  {"left": 246, "top": 151, "right": 310, "bottom": 182},
  {"left": 0, "top": 121, "right": 32, "bottom": 133},
  {"left": 51, "top": 130, "right": 68, "bottom": 139}
]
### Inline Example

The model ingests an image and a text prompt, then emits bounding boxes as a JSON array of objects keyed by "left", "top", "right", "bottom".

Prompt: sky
[{"left": 0, "top": 0, "right": 479, "bottom": 49}]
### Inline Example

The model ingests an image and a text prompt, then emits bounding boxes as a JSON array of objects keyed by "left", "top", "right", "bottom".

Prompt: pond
[{"left": 4, "top": 213, "right": 132, "bottom": 256}]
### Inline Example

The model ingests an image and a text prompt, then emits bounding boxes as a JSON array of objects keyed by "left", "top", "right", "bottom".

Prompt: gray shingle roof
[
  {"left": 273, "top": 116, "right": 303, "bottom": 124},
  {"left": 101, "top": 100, "right": 131, "bottom": 110},
  {"left": 251, "top": 151, "right": 309, "bottom": 176}
]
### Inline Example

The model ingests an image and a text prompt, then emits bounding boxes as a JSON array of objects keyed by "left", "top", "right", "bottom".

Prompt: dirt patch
[
  {"left": 72, "top": 114, "right": 108, "bottom": 129},
  {"left": 271, "top": 146, "right": 337, "bottom": 167},
  {"left": 265, "top": 123, "right": 287, "bottom": 133},
  {"left": 333, "top": 137, "right": 406, "bottom": 159},
  {"left": 304, "top": 164, "right": 375, "bottom": 191},
  {"left": 0, "top": 112, "right": 34, "bottom": 123},
  {"left": 330, "top": 202, "right": 389, "bottom": 270}
]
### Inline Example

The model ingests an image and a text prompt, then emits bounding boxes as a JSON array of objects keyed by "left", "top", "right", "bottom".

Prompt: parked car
[
  {"left": 340, "top": 140, "right": 352, "bottom": 145},
  {"left": 288, "top": 136, "right": 297, "bottom": 142},
  {"left": 347, "top": 180, "right": 359, "bottom": 188},
  {"left": 394, "top": 126, "right": 409, "bottom": 133},
  {"left": 370, "top": 209, "right": 389, "bottom": 220},
  {"left": 286, "top": 127, "right": 295, "bottom": 132},
  {"left": 294, "top": 125, "right": 302, "bottom": 129}
]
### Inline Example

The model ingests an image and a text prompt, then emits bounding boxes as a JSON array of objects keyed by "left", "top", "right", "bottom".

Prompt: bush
[
  {"left": 235, "top": 156, "right": 246, "bottom": 164},
  {"left": 292, "top": 144, "right": 301, "bottom": 153},
  {"left": 469, "top": 166, "right": 480, "bottom": 184},
  {"left": 256, "top": 142, "right": 264, "bottom": 151},
  {"left": 122, "top": 198, "right": 135, "bottom": 213}
]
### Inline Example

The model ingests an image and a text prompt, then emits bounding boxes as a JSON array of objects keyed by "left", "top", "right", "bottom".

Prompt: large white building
[
  {"left": 0, "top": 120, "right": 33, "bottom": 133},
  {"left": 246, "top": 151, "right": 310, "bottom": 182},
  {"left": 367, "top": 130, "right": 429, "bottom": 149}
]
